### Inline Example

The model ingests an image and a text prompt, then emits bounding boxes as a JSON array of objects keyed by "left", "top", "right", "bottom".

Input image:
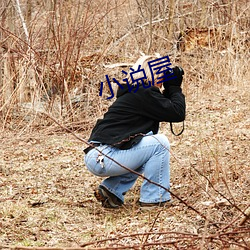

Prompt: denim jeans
[{"left": 84, "top": 134, "right": 170, "bottom": 204}]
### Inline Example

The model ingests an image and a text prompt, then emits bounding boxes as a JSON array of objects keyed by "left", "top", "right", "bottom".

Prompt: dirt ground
[{"left": 0, "top": 82, "right": 249, "bottom": 249}]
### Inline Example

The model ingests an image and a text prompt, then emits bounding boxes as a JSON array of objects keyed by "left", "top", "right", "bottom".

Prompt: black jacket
[{"left": 88, "top": 84, "right": 185, "bottom": 149}]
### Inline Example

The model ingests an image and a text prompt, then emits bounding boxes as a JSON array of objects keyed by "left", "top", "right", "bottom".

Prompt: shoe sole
[{"left": 94, "top": 187, "right": 121, "bottom": 208}]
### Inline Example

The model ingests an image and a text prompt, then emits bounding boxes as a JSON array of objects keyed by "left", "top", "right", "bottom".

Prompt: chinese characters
[{"left": 99, "top": 55, "right": 177, "bottom": 100}]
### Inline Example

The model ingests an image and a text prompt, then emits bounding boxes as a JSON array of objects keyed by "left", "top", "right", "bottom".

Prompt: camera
[{"left": 163, "top": 66, "right": 184, "bottom": 88}]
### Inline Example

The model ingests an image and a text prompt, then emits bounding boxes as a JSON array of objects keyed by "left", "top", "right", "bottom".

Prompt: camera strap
[{"left": 170, "top": 121, "right": 185, "bottom": 136}]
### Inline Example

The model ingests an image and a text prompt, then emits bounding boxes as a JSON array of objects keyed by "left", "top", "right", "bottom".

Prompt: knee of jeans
[{"left": 154, "top": 134, "right": 170, "bottom": 150}]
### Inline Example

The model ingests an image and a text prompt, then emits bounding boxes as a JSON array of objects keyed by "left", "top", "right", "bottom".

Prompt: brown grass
[{"left": 0, "top": 0, "right": 249, "bottom": 249}]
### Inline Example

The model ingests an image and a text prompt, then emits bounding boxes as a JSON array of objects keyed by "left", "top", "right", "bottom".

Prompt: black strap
[{"left": 170, "top": 121, "right": 185, "bottom": 136}]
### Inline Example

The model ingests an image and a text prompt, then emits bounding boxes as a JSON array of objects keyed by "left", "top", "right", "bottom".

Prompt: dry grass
[
  {"left": 0, "top": 81, "right": 249, "bottom": 249},
  {"left": 0, "top": 0, "right": 249, "bottom": 249}
]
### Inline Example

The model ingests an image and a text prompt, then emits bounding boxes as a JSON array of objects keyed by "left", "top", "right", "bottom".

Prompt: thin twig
[
  {"left": 1, "top": 229, "right": 248, "bottom": 249},
  {"left": 41, "top": 111, "right": 214, "bottom": 225},
  {"left": 190, "top": 163, "right": 247, "bottom": 217},
  {"left": 142, "top": 210, "right": 162, "bottom": 249}
]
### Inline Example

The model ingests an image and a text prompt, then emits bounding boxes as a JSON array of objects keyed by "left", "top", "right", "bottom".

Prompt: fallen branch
[
  {"left": 239, "top": 207, "right": 250, "bottom": 226},
  {"left": 0, "top": 247, "right": 86, "bottom": 250},
  {"left": 103, "top": 62, "right": 133, "bottom": 69},
  {"left": 1, "top": 228, "right": 249, "bottom": 249}
]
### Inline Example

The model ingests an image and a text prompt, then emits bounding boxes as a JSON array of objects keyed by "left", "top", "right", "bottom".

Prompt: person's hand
[{"left": 163, "top": 66, "right": 184, "bottom": 88}]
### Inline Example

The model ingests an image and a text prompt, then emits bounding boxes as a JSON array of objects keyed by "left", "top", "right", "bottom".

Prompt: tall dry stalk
[{"left": 200, "top": 0, "right": 207, "bottom": 27}]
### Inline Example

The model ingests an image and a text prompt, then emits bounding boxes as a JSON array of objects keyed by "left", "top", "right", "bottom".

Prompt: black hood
[{"left": 116, "top": 81, "right": 151, "bottom": 98}]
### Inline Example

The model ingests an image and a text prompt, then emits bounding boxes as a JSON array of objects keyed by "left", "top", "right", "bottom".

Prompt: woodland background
[{"left": 0, "top": 0, "right": 249, "bottom": 249}]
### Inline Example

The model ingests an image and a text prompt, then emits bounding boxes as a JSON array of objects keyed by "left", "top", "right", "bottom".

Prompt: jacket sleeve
[{"left": 141, "top": 86, "right": 186, "bottom": 122}]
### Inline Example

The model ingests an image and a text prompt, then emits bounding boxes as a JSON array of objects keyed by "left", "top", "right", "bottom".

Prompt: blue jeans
[{"left": 84, "top": 134, "right": 170, "bottom": 203}]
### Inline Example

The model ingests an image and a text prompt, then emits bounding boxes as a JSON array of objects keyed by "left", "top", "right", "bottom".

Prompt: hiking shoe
[
  {"left": 139, "top": 200, "right": 172, "bottom": 210},
  {"left": 94, "top": 186, "right": 123, "bottom": 208}
]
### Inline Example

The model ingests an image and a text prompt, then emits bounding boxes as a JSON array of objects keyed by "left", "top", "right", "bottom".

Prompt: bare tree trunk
[
  {"left": 168, "top": 0, "right": 175, "bottom": 42},
  {"left": 0, "top": 1, "right": 4, "bottom": 107},
  {"left": 14, "top": 0, "right": 30, "bottom": 45},
  {"left": 13, "top": 0, "right": 38, "bottom": 104},
  {"left": 25, "top": 0, "right": 32, "bottom": 31},
  {"left": 0, "top": 0, "right": 15, "bottom": 113}
]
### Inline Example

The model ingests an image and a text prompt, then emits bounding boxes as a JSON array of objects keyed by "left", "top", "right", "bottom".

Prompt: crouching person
[{"left": 84, "top": 55, "right": 186, "bottom": 209}]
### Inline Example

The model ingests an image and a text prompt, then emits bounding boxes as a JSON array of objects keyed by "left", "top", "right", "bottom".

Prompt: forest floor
[{"left": 0, "top": 79, "right": 249, "bottom": 249}]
